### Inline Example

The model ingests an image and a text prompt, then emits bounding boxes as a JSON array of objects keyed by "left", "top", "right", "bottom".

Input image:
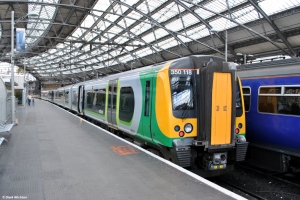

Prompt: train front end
[{"left": 165, "top": 56, "right": 248, "bottom": 176}]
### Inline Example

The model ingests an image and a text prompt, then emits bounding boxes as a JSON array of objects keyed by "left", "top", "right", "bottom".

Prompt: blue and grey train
[{"left": 238, "top": 58, "right": 300, "bottom": 173}]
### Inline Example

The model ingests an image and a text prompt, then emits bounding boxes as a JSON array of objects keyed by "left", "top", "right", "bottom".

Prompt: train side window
[
  {"left": 119, "top": 87, "right": 135, "bottom": 123},
  {"left": 258, "top": 86, "right": 279, "bottom": 114},
  {"left": 258, "top": 86, "right": 300, "bottom": 115},
  {"left": 85, "top": 91, "right": 94, "bottom": 109},
  {"left": 144, "top": 81, "right": 150, "bottom": 116},
  {"left": 284, "top": 86, "right": 300, "bottom": 95},
  {"left": 59, "top": 91, "right": 64, "bottom": 98},
  {"left": 84, "top": 89, "right": 106, "bottom": 114},
  {"left": 283, "top": 86, "right": 300, "bottom": 115},
  {"left": 72, "top": 90, "right": 78, "bottom": 106},
  {"left": 242, "top": 87, "right": 251, "bottom": 112},
  {"left": 259, "top": 87, "right": 281, "bottom": 94},
  {"left": 95, "top": 89, "right": 106, "bottom": 114}
]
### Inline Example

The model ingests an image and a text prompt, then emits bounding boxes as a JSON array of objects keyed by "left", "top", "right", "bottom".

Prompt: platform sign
[{"left": 16, "top": 28, "right": 26, "bottom": 52}]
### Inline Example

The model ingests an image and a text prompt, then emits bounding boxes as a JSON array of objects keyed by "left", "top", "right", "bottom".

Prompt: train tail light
[{"left": 179, "top": 131, "right": 185, "bottom": 137}]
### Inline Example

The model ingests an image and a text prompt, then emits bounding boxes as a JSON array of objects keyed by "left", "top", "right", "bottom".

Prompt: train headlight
[
  {"left": 184, "top": 123, "right": 193, "bottom": 133},
  {"left": 235, "top": 128, "right": 240, "bottom": 134}
]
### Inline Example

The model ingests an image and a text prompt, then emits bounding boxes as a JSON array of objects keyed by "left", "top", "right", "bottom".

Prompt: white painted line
[{"left": 46, "top": 100, "right": 247, "bottom": 200}]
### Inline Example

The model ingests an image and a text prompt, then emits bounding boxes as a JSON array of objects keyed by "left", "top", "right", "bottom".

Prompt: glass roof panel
[
  {"left": 227, "top": 0, "right": 248, "bottom": 8},
  {"left": 203, "top": 0, "right": 227, "bottom": 14},
  {"left": 152, "top": 28, "right": 169, "bottom": 40},
  {"left": 259, "top": 0, "right": 300, "bottom": 15},
  {"left": 127, "top": 10, "right": 144, "bottom": 21},
  {"left": 27, "top": 1, "right": 57, "bottom": 46},
  {"left": 209, "top": 17, "right": 232, "bottom": 32},
  {"left": 135, "top": 48, "right": 154, "bottom": 58},
  {"left": 165, "top": 19, "right": 184, "bottom": 32},
  {"left": 139, "top": 0, "right": 168, "bottom": 14},
  {"left": 194, "top": 6, "right": 214, "bottom": 19},
  {"left": 93, "top": 0, "right": 111, "bottom": 13},
  {"left": 109, "top": 26, "right": 124, "bottom": 35},
  {"left": 181, "top": 13, "right": 200, "bottom": 27},
  {"left": 142, "top": 33, "right": 156, "bottom": 44},
  {"left": 72, "top": 28, "right": 85, "bottom": 38},
  {"left": 117, "top": 18, "right": 136, "bottom": 29},
  {"left": 119, "top": 54, "right": 134, "bottom": 63},
  {"left": 157, "top": 38, "right": 178, "bottom": 50},
  {"left": 186, "top": 25, "right": 210, "bottom": 40},
  {"left": 177, "top": 35, "right": 192, "bottom": 43},
  {"left": 106, "top": 13, "right": 119, "bottom": 23},
  {"left": 232, "top": 6, "right": 259, "bottom": 25},
  {"left": 114, "top": 36, "right": 129, "bottom": 44},
  {"left": 82, "top": 14, "right": 96, "bottom": 28},
  {"left": 152, "top": 2, "right": 180, "bottom": 23},
  {"left": 130, "top": 21, "right": 152, "bottom": 35}
]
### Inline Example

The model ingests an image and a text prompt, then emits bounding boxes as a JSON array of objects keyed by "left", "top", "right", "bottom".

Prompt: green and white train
[{"left": 42, "top": 55, "right": 248, "bottom": 177}]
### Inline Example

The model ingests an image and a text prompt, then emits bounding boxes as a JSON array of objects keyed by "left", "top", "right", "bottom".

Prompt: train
[
  {"left": 41, "top": 55, "right": 248, "bottom": 177},
  {"left": 238, "top": 57, "right": 300, "bottom": 174}
]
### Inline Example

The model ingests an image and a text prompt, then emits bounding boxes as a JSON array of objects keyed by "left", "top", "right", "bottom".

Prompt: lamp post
[
  {"left": 210, "top": 28, "right": 227, "bottom": 62},
  {"left": 11, "top": 11, "right": 38, "bottom": 124},
  {"left": 23, "top": 60, "right": 27, "bottom": 106},
  {"left": 11, "top": 11, "right": 15, "bottom": 124}
]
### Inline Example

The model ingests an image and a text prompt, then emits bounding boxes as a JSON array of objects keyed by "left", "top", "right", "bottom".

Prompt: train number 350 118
[{"left": 170, "top": 70, "right": 192, "bottom": 75}]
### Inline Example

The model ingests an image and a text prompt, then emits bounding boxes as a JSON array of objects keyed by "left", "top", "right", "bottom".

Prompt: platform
[{"left": 0, "top": 99, "right": 246, "bottom": 200}]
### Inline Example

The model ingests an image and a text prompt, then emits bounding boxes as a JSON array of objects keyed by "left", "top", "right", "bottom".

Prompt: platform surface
[{"left": 0, "top": 99, "right": 245, "bottom": 200}]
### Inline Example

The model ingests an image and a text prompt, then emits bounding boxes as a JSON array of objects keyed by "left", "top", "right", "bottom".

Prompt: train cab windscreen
[{"left": 169, "top": 69, "right": 196, "bottom": 118}]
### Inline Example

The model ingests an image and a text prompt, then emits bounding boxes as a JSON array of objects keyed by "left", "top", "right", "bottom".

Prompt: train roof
[{"left": 237, "top": 57, "right": 300, "bottom": 78}]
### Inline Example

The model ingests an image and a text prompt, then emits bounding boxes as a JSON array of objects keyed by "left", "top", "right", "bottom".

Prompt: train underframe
[{"left": 249, "top": 145, "right": 300, "bottom": 175}]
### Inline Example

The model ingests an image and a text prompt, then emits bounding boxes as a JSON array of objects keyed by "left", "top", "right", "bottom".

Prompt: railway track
[
  {"left": 210, "top": 177, "right": 268, "bottom": 200},
  {"left": 236, "top": 162, "right": 300, "bottom": 188},
  {"left": 211, "top": 162, "right": 300, "bottom": 200}
]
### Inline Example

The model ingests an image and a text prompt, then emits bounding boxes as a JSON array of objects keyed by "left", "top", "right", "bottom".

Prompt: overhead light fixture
[{"left": 27, "top": 11, "right": 39, "bottom": 17}]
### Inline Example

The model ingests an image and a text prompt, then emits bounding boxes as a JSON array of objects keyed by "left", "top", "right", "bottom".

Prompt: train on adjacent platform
[
  {"left": 238, "top": 57, "right": 300, "bottom": 174},
  {"left": 42, "top": 55, "right": 248, "bottom": 177}
]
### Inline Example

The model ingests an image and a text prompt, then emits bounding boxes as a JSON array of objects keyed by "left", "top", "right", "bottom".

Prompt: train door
[
  {"left": 71, "top": 86, "right": 78, "bottom": 112},
  {"left": 210, "top": 72, "right": 232, "bottom": 145},
  {"left": 78, "top": 85, "right": 84, "bottom": 114},
  {"left": 107, "top": 80, "right": 118, "bottom": 127},
  {"left": 141, "top": 74, "right": 153, "bottom": 140}
]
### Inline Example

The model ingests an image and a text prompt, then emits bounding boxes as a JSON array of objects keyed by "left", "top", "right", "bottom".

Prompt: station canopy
[{"left": 0, "top": 0, "right": 300, "bottom": 85}]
